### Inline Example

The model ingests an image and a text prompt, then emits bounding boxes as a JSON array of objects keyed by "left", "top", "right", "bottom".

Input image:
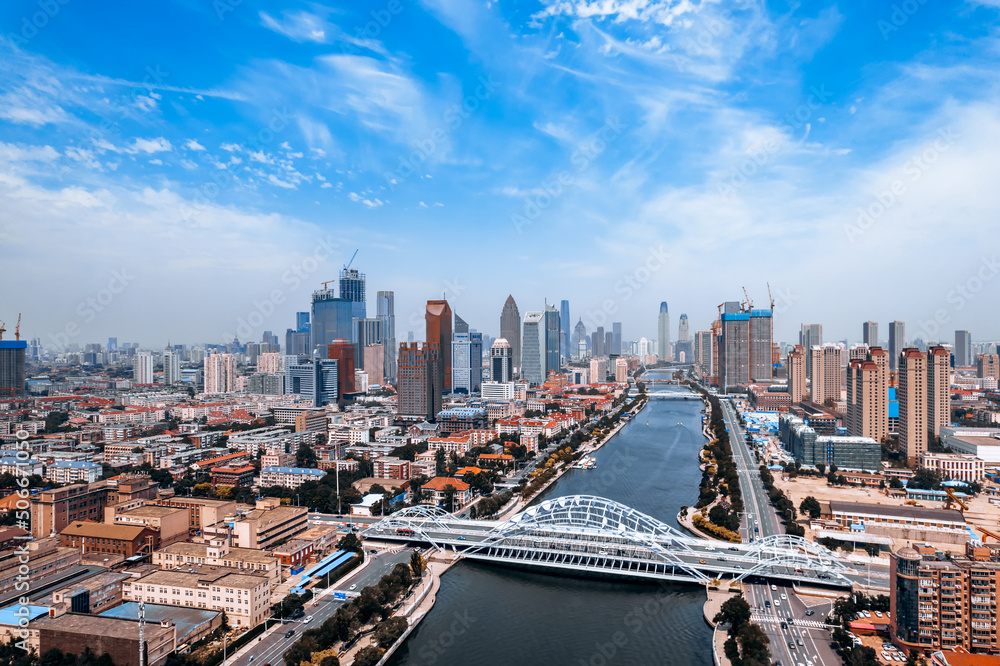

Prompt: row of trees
[
  {"left": 687, "top": 386, "right": 745, "bottom": 539},
  {"left": 713, "top": 596, "right": 772, "bottom": 666},
  {"left": 0, "top": 643, "right": 115, "bottom": 666},
  {"left": 758, "top": 465, "right": 804, "bottom": 537},
  {"left": 284, "top": 561, "right": 419, "bottom": 666}
]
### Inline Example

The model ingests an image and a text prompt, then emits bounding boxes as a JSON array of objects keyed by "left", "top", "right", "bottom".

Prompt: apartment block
[{"left": 123, "top": 567, "right": 271, "bottom": 628}]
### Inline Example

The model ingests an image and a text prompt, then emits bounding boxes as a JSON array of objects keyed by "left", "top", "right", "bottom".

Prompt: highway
[
  {"left": 229, "top": 546, "right": 413, "bottom": 666},
  {"left": 720, "top": 399, "right": 784, "bottom": 541}
]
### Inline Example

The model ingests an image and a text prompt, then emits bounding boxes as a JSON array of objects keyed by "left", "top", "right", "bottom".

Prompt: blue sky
[{"left": 2, "top": 0, "right": 999, "bottom": 350}]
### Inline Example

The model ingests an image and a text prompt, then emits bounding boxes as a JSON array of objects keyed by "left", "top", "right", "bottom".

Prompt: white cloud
[
  {"left": 148, "top": 158, "right": 163, "bottom": 165},
  {"left": 260, "top": 10, "right": 329, "bottom": 43},
  {"left": 185, "top": 139, "right": 206, "bottom": 151},
  {"left": 129, "top": 137, "right": 173, "bottom": 154}
]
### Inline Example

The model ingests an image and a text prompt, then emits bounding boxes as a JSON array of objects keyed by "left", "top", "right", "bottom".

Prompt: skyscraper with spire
[
  {"left": 657, "top": 302, "right": 670, "bottom": 361},
  {"left": 500, "top": 295, "right": 521, "bottom": 376}
]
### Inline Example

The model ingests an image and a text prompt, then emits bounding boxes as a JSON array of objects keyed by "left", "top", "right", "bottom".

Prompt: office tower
[
  {"left": 522, "top": 312, "right": 543, "bottom": 385},
  {"left": 590, "top": 357, "right": 608, "bottom": 384},
  {"left": 604, "top": 330, "right": 613, "bottom": 361},
  {"left": 285, "top": 329, "right": 309, "bottom": 356},
  {"left": 657, "top": 302, "right": 670, "bottom": 360},
  {"left": 452, "top": 331, "right": 483, "bottom": 394},
  {"left": 364, "top": 343, "right": 385, "bottom": 386},
  {"left": 134, "top": 352, "right": 154, "bottom": 385},
  {"left": 590, "top": 332, "right": 599, "bottom": 357},
  {"left": 500, "top": 296, "right": 521, "bottom": 376},
  {"left": 311, "top": 287, "right": 355, "bottom": 355},
  {"left": 927, "top": 345, "right": 951, "bottom": 442},
  {"left": 749, "top": 308, "right": 773, "bottom": 381},
  {"left": 787, "top": 347, "right": 805, "bottom": 403},
  {"left": 578, "top": 339, "right": 588, "bottom": 359},
  {"left": 376, "top": 291, "right": 396, "bottom": 382},
  {"left": 164, "top": 349, "right": 182, "bottom": 385},
  {"left": 544, "top": 305, "right": 561, "bottom": 380},
  {"left": 454, "top": 313, "right": 469, "bottom": 336},
  {"left": 327, "top": 340, "right": 356, "bottom": 397},
  {"left": 107, "top": 337, "right": 118, "bottom": 352},
  {"left": 694, "top": 330, "right": 713, "bottom": 375},
  {"left": 258, "top": 351, "right": 283, "bottom": 375},
  {"left": 27, "top": 338, "right": 40, "bottom": 362},
  {"left": 491, "top": 338, "right": 513, "bottom": 383},
  {"left": 248, "top": 372, "right": 284, "bottom": 395},
  {"left": 954, "top": 330, "right": 972, "bottom": 367},
  {"left": 898, "top": 348, "right": 927, "bottom": 466},
  {"left": 612, "top": 321, "right": 622, "bottom": 356},
  {"left": 246, "top": 342, "right": 262, "bottom": 366},
  {"left": 718, "top": 311, "right": 750, "bottom": 391},
  {"left": 862, "top": 321, "right": 878, "bottom": 347},
  {"left": 799, "top": 323, "right": 822, "bottom": 378},
  {"left": 0, "top": 340, "right": 27, "bottom": 397},
  {"left": 204, "top": 351, "right": 236, "bottom": 393},
  {"left": 678, "top": 315, "right": 689, "bottom": 343},
  {"left": 573, "top": 319, "right": 587, "bottom": 359},
  {"left": 426, "top": 300, "right": 452, "bottom": 394},
  {"left": 889, "top": 321, "right": 905, "bottom": 371},
  {"left": 261, "top": 330, "right": 279, "bottom": 351},
  {"left": 615, "top": 358, "right": 628, "bottom": 383},
  {"left": 354, "top": 317, "right": 383, "bottom": 369},
  {"left": 339, "top": 267, "right": 366, "bottom": 309},
  {"left": 560, "top": 300, "right": 571, "bottom": 359},
  {"left": 397, "top": 342, "right": 441, "bottom": 420},
  {"left": 296, "top": 311, "right": 310, "bottom": 332},
  {"left": 847, "top": 347, "right": 888, "bottom": 443},
  {"left": 285, "top": 357, "right": 338, "bottom": 406},
  {"left": 594, "top": 327, "right": 605, "bottom": 357},
  {"left": 978, "top": 353, "right": 1000, "bottom": 380}
]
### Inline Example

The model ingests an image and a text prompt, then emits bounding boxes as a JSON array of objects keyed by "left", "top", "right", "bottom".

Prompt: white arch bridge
[{"left": 363, "top": 495, "right": 862, "bottom": 588}]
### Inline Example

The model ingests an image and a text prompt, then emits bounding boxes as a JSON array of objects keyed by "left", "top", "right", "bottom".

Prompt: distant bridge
[{"left": 363, "top": 495, "right": 861, "bottom": 588}]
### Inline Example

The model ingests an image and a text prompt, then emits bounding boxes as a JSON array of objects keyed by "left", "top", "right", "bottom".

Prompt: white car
[
  {"left": 874, "top": 610, "right": 883, "bottom": 618},
  {"left": 349, "top": 584, "right": 357, "bottom": 590},
  {"left": 774, "top": 600, "right": 781, "bottom": 607},
  {"left": 303, "top": 615, "right": 313, "bottom": 624},
  {"left": 881, "top": 652, "right": 892, "bottom": 662},
  {"left": 771, "top": 585, "right": 777, "bottom": 591},
  {"left": 862, "top": 610, "right": 871, "bottom": 618},
  {"left": 781, "top": 593, "right": 787, "bottom": 600}
]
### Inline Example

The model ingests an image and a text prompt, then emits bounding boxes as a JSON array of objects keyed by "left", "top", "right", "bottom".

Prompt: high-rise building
[
  {"left": 426, "top": 300, "right": 452, "bottom": 394},
  {"left": 560, "top": 300, "right": 571, "bottom": 360},
  {"left": 296, "top": 311, "right": 310, "bottom": 332},
  {"left": 719, "top": 311, "right": 750, "bottom": 391},
  {"left": 354, "top": 317, "right": 383, "bottom": 369},
  {"left": 694, "top": 330, "right": 713, "bottom": 375},
  {"left": 327, "top": 340, "right": 356, "bottom": 397},
  {"left": 604, "top": 330, "right": 613, "bottom": 361},
  {"left": 311, "top": 287, "right": 355, "bottom": 356},
  {"left": 204, "top": 351, "right": 236, "bottom": 393},
  {"left": 954, "top": 330, "right": 972, "bottom": 367},
  {"left": 285, "top": 357, "right": 338, "bottom": 406},
  {"left": 657, "top": 302, "right": 670, "bottom": 361},
  {"left": 863, "top": 321, "right": 879, "bottom": 347},
  {"left": 889, "top": 321, "right": 905, "bottom": 371},
  {"left": 594, "top": 326, "right": 605, "bottom": 357},
  {"left": 978, "top": 353, "right": 1000, "bottom": 380},
  {"left": 787, "top": 346, "right": 805, "bottom": 403},
  {"left": 454, "top": 313, "right": 469, "bottom": 336},
  {"left": 544, "top": 305, "right": 561, "bottom": 380},
  {"left": 452, "top": 330, "right": 483, "bottom": 394},
  {"left": 258, "top": 351, "right": 283, "bottom": 375},
  {"left": 612, "top": 321, "right": 622, "bottom": 356},
  {"left": 164, "top": 350, "right": 182, "bottom": 385},
  {"left": 339, "top": 267, "right": 366, "bottom": 306},
  {"left": 364, "top": 343, "right": 385, "bottom": 386},
  {"left": 107, "top": 337, "right": 118, "bottom": 352},
  {"left": 134, "top": 352, "right": 154, "bottom": 385},
  {"left": 261, "top": 330, "right": 279, "bottom": 351},
  {"left": 677, "top": 315, "right": 689, "bottom": 343},
  {"left": 500, "top": 296, "right": 521, "bottom": 376},
  {"left": 615, "top": 358, "right": 628, "bottom": 383},
  {"left": 927, "top": 345, "right": 951, "bottom": 442},
  {"left": 521, "top": 311, "right": 543, "bottom": 385},
  {"left": 376, "top": 291, "right": 396, "bottom": 383},
  {"left": 491, "top": 338, "right": 513, "bottom": 383},
  {"left": 749, "top": 309, "right": 773, "bottom": 381},
  {"left": 0, "top": 341, "right": 27, "bottom": 397},
  {"left": 573, "top": 319, "right": 587, "bottom": 359},
  {"left": 898, "top": 348, "right": 927, "bottom": 466},
  {"left": 397, "top": 342, "right": 441, "bottom": 420},
  {"left": 590, "top": 357, "right": 608, "bottom": 384},
  {"left": 800, "top": 323, "right": 822, "bottom": 379},
  {"left": 847, "top": 347, "right": 888, "bottom": 443},
  {"left": 808, "top": 344, "right": 843, "bottom": 405}
]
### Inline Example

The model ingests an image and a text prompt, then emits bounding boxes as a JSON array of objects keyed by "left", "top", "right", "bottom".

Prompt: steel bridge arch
[{"left": 370, "top": 505, "right": 455, "bottom": 550}]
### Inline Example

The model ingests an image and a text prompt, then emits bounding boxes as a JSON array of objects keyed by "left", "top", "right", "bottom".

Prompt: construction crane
[
  {"left": 741, "top": 286, "right": 753, "bottom": 311},
  {"left": 976, "top": 525, "right": 1000, "bottom": 543},
  {"left": 767, "top": 282, "right": 775, "bottom": 311},
  {"left": 0, "top": 322, "right": 5, "bottom": 341},
  {"left": 14, "top": 314, "right": 20, "bottom": 341},
  {"left": 344, "top": 248, "right": 359, "bottom": 270},
  {"left": 321, "top": 280, "right": 336, "bottom": 290},
  {"left": 944, "top": 486, "right": 969, "bottom": 512}
]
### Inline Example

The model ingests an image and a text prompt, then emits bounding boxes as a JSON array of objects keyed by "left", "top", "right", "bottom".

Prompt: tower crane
[
  {"left": 344, "top": 248, "right": 359, "bottom": 270},
  {"left": 767, "top": 282, "right": 775, "bottom": 311},
  {"left": 14, "top": 314, "right": 20, "bottom": 341},
  {"left": 742, "top": 286, "right": 753, "bottom": 311},
  {"left": 976, "top": 525, "right": 1000, "bottom": 542},
  {"left": 0, "top": 322, "right": 5, "bottom": 341}
]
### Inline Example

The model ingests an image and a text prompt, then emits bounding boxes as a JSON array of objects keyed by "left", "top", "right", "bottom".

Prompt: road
[
  {"left": 230, "top": 546, "right": 413, "bottom": 666},
  {"left": 744, "top": 581, "right": 841, "bottom": 666},
  {"left": 720, "top": 399, "right": 784, "bottom": 541}
]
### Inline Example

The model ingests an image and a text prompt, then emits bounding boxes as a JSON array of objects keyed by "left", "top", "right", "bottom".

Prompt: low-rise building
[
  {"left": 373, "top": 456, "right": 411, "bottom": 480},
  {"left": 259, "top": 466, "right": 325, "bottom": 489},
  {"left": 32, "top": 611, "right": 176, "bottom": 666},
  {"left": 920, "top": 452, "right": 986, "bottom": 483},
  {"left": 152, "top": 538, "right": 281, "bottom": 588},
  {"left": 261, "top": 451, "right": 295, "bottom": 468},
  {"left": 153, "top": 496, "right": 238, "bottom": 535},
  {"left": 109, "top": 504, "right": 189, "bottom": 548},
  {"left": 821, "top": 500, "right": 968, "bottom": 544},
  {"left": 210, "top": 464, "right": 255, "bottom": 488},
  {"left": 51, "top": 571, "right": 130, "bottom": 614},
  {"left": 123, "top": 567, "right": 271, "bottom": 628},
  {"left": 45, "top": 460, "right": 103, "bottom": 484},
  {"left": 0, "top": 537, "right": 80, "bottom": 596},
  {"left": 59, "top": 522, "right": 159, "bottom": 558},
  {"left": 420, "top": 477, "right": 471, "bottom": 509},
  {"left": 272, "top": 538, "right": 314, "bottom": 570}
]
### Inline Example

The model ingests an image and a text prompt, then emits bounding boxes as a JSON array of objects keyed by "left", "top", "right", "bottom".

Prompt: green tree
[
  {"left": 434, "top": 448, "right": 446, "bottom": 476},
  {"left": 374, "top": 617, "right": 408, "bottom": 648},
  {"left": 908, "top": 468, "right": 942, "bottom": 490},
  {"left": 410, "top": 551, "right": 425, "bottom": 577},
  {"left": 713, "top": 596, "right": 752, "bottom": 635},
  {"left": 442, "top": 484, "right": 457, "bottom": 513},
  {"left": 337, "top": 533, "right": 363, "bottom": 553},
  {"left": 296, "top": 443, "right": 318, "bottom": 468},
  {"left": 353, "top": 646, "right": 383, "bottom": 666},
  {"left": 799, "top": 496, "right": 822, "bottom": 519},
  {"left": 319, "top": 656, "right": 340, "bottom": 666}
]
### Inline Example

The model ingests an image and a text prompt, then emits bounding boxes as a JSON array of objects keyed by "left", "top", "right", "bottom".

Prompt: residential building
[
  {"left": 204, "top": 352, "right": 237, "bottom": 393},
  {"left": 800, "top": 323, "right": 822, "bottom": 378},
  {"left": 364, "top": 343, "right": 385, "bottom": 386},
  {"left": 899, "top": 348, "right": 928, "bottom": 466},
  {"left": 787, "top": 346, "right": 806, "bottom": 403},
  {"left": 260, "top": 466, "right": 326, "bottom": 488},
  {"left": 0, "top": 340, "right": 27, "bottom": 396},
  {"left": 123, "top": 567, "right": 271, "bottom": 628},
  {"left": 426, "top": 300, "right": 453, "bottom": 394},
  {"left": 31, "top": 483, "right": 112, "bottom": 538},
  {"left": 210, "top": 464, "right": 255, "bottom": 488},
  {"left": 919, "top": 453, "right": 985, "bottom": 482},
  {"left": 134, "top": 352, "right": 154, "bottom": 385},
  {"left": 694, "top": 330, "right": 714, "bottom": 376},
  {"left": 615, "top": 358, "right": 628, "bottom": 383},
  {"left": 373, "top": 456, "right": 411, "bottom": 480},
  {"left": 164, "top": 350, "right": 182, "bottom": 385},
  {"left": 59, "top": 522, "right": 158, "bottom": 558},
  {"left": 749, "top": 308, "right": 773, "bottom": 381},
  {"left": 978, "top": 354, "right": 999, "bottom": 380},
  {"left": 719, "top": 310, "right": 750, "bottom": 391},
  {"left": 397, "top": 342, "right": 442, "bottom": 421},
  {"left": 45, "top": 460, "right": 102, "bottom": 485},
  {"left": 420, "top": 477, "right": 471, "bottom": 509},
  {"left": 928, "top": 346, "right": 952, "bottom": 442},
  {"left": 846, "top": 347, "right": 888, "bottom": 443}
]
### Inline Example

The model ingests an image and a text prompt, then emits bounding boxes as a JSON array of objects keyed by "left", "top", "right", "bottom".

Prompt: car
[
  {"left": 764, "top": 600, "right": 771, "bottom": 608},
  {"left": 457, "top": 535, "right": 467, "bottom": 540},
  {"left": 699, "top": 559, "right": 706, "bottom": 564},
  {"left": 303, "top": 616, "right": 313, "bottom": 624},
  {"left": 729, "top": 547, "right": 739, "bottom": 551},
  {"left": 774, "top": 600, "right": 781, "bottom": 607},
  {"left": 881, "top": 652, "right": 892, "bottom": 661},
  {"left": 862, "top": 610, "right": 871, "bottom": 618},
  {"left": 805, "top": 610, "right": 814, "bottom": 616},
  {"left": 291, "top": 609, "right": 305, "bottom": 619},
  {"left": 780, "top": 622, "right": 787, "bottom": 629},
  {"left": 771, "top": 585, "right": 777, "bottom": 591},
  {"left": 349, "top": 584, "right": 357, "bottom": 590},
  {"left": 734, "top": 565, "right": 743, "bottom": 570},
  {"left": 788, "top": 641, "right": 795, "bottom": 650},
  {"left": 874, "top": 610, "right": 883, "bottom": 618},
  {"left": 796, "top": 638, "right": 803, "bottom": 646},
  {"left": 895, "top": 655, "right": 904, "bottom": 662},
  {"left": 285, "top": 629, "right": 295, "bottom": 638},
  {"left": 780, "top": 593, "right": 786, "bottom": 600},
  {"left": 370, "top": 549, "right": 378, "bottom": 555},
  {"left": 787, "top": 617, "right": 794, "bottom": 625}
]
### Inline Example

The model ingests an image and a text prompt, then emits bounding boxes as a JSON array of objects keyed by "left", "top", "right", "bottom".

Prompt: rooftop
[
  {"left": 100, "top": 602, "right": 219, "bottom": 643},
  {"left": 61, "top": 522, "right": 153, "bottom": 540},
  {"left": 31, "top": 612, "right": 174, "bottom": 639},
  {"left": 828, "top": 500, "right": 966, "bottom": 523}
]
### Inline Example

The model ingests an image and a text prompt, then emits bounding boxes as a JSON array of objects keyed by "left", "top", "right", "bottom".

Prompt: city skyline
[{"left": 3, "top": 3, "right": 1000, "bottom": 347}]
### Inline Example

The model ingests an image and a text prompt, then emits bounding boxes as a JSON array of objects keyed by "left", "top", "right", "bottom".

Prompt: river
[{"left": 386, "top": 375, "right": 712, "bottom": 666}]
